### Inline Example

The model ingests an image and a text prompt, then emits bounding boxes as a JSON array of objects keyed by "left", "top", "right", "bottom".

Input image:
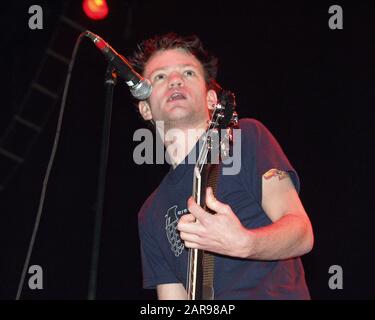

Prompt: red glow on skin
[{"left": 82, "top": 0, "right": 109, "bottom": 20}]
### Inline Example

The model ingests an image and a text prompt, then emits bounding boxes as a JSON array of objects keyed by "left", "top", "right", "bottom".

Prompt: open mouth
[{"left": 167, "top": 91, "right": 187, "bottom": 102}]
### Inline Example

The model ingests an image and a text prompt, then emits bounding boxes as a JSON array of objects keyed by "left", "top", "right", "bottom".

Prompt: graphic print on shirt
[{"left": 165, "top": 205, "right": 188, "bottom": 257}]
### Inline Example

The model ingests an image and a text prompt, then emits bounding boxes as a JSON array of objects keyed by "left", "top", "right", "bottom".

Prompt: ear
[
  {"left": 206, "top": 89, "right": 218, "bottom": 110},
  {"left": 138, "top": 100, "right": 153, "bottom": 120}
]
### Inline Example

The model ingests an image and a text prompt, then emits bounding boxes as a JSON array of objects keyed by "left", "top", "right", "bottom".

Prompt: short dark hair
[{"left": 129, "top": 32, "right": 219, "bottom": 88}]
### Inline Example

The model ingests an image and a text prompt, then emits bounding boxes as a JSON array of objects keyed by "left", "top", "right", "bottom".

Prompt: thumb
[{"left": 205, "top": 187, "right": 231, "bottom": 214}]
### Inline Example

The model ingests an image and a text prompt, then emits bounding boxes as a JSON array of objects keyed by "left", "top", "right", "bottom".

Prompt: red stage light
[{"left": 82, "top": 0, "right": 109, "bottom": 20}]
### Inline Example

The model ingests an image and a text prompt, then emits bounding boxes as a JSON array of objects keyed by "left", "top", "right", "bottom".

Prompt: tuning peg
[{"left": 231, "top": 111, "right": 239, "bottom": 126}]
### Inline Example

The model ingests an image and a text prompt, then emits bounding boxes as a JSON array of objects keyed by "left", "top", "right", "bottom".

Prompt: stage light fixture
[{"left": 82, "top": 0, "right": 109, "bottom": 20}]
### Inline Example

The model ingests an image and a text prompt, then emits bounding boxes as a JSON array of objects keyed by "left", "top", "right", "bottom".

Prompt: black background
[{"left": 0, "top": 0, "right": 374, "bottom": 299}]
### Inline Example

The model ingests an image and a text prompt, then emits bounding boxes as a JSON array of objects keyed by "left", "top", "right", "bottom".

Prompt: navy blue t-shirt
[{"left": 138, "top": 118, "right": 310, "bottom": 299}]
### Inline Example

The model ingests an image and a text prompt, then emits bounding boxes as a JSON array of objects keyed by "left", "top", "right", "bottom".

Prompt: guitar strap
[{"left": 202, "top": 162, "right": 220, "bottom": 300}]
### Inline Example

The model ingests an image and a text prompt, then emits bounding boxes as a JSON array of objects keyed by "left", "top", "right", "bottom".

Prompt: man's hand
[
  {"left": 178, "top": 172, "right": 313, "bottom": 261},
  {"left": 177, "top": 187, "right": 253, "bottom": 258}
]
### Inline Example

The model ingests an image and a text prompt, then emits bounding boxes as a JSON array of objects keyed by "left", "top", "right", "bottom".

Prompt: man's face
[{"left": 138, "top": 48, "right": 217, "bottom": 129}]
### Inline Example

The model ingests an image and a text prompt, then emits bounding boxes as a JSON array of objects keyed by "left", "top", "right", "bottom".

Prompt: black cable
[{"left": 15, "top": 31, "right": 87, "bottom": 300}]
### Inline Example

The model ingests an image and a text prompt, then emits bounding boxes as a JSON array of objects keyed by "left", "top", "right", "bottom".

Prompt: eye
[
  {"left": 184, "top": 70, "right": 195, "bottom": 77},
  {"left": 153, "top": 73, "right": 166, "bottom": 82}
]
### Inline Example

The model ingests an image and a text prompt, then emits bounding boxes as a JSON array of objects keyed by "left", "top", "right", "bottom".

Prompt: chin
[
  {"left": 166, "top": 105, "right": 191, "bottom": 118},
  {"left": 163, "top": 113, "right": 192, "bottom": 126}
]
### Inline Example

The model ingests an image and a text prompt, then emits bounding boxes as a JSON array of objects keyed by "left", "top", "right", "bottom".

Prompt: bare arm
[
  {"left": 157, "top": 283, "right": 188, "bottom": 300},
  {"left": 248, "top": 169, "right": 314, "bottom": 260}
]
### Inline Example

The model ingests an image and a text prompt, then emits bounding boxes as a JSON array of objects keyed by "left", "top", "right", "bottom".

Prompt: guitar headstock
[{"left": 208, "top": 89, "right": 238, "bottom": 131}]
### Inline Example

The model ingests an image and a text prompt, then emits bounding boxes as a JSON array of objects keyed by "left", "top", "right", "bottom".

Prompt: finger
[
  {"left": 187, "top": 196, "right": 209, "bottom": 223},
  {"left": 178, "top": 217, "right": 204, "bottom": 234},
  {"left": 205, "top": 187, "right": 231, "bottom": 214},
  {"left": 183, "top": 241, "right": 201, "bottom": 250},
  {"left": 178, "top": 213, "right": 196, "bottom": 224},
  {"left": 179, "top": 231, "right": 201, "bottom": 244}
]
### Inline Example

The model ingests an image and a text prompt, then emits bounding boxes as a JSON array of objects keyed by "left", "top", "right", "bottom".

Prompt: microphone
[{"left": 85, "top": 30, "right": 152, "bottom": 100}]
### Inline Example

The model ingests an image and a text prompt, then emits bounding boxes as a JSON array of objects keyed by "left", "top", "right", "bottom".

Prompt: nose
[{"left": 168, "top": 72, "right": 183, "bottom": 88}]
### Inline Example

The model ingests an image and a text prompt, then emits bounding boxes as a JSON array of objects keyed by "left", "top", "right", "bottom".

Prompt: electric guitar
[{"left": 186, "top": 89, "right": 237, "bottom": 300}]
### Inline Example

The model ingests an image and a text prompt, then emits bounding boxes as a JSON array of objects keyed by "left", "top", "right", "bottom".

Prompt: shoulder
[
  {"left": 238, "top": 118, "right": 270, "bottom": 135},
  {"left": 138, "top": 187, "right": 159, "bottom": 224},
  {"left": 237, "top": 118, "right": 273, "bottom": 144}
]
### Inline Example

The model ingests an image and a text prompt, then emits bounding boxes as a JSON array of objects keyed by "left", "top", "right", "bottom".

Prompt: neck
[{"left": 156, "top": 119, "right": 208, "bottom": 168}]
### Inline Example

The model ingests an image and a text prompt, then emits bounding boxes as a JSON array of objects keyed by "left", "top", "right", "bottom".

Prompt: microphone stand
[{"left": 87, "top": 64, "right": 117, "bottom": 300}]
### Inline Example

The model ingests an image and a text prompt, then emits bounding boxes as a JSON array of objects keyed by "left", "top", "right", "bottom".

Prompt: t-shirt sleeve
[
  {"left": 138, "top": 198, "right": 180, "bottom": 289},
  {"left": 239, "top": 118, "right": 300, "bottom": 205}
]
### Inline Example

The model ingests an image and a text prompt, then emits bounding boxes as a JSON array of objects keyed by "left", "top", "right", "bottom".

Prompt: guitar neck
[
  {"left": 187, "top": 166, "right": 202, "bottom": 300},
  {"left": 186, "top": 163, "right": 215, "bottom": 300},
  {"left": 185, "top": 90, "right": 237, "bottom": 300}
]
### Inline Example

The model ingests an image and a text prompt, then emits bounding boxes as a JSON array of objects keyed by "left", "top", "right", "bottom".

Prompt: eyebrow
[{"left": 148, "top": 64, "right": 200, "bottom": 77}]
